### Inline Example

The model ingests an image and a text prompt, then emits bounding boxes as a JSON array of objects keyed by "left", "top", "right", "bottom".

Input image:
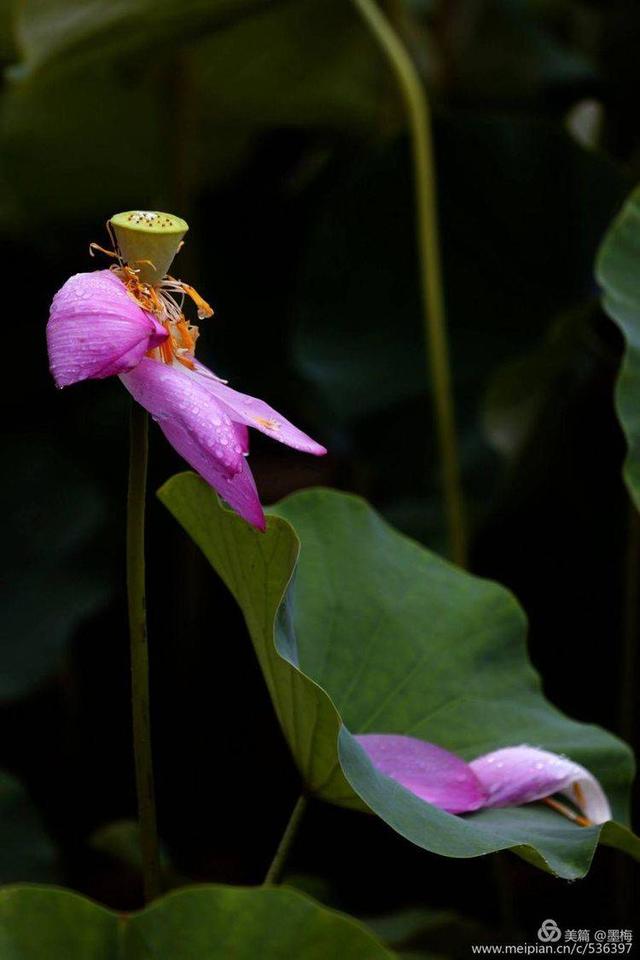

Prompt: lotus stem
[
  {"left": 264, "top": 794, "right": 307, "bottom": 885},
  {"left": 350, "top": 0, "right": 467, "bottom": 567},
  {"left": 127, "top": 401, "right": 161, "bottom": 901}
]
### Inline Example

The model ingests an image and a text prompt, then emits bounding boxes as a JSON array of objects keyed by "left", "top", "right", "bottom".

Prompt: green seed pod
[{"left": 110, "top": 211, "right": 189, "bottom": 286}]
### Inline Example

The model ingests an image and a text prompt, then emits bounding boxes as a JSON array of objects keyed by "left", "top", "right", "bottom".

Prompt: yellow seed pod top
[{"left": 110, "top": 211, "right": 189, "bottom": 286}]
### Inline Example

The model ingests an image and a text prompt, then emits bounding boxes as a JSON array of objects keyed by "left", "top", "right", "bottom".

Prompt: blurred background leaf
[
  {"left": 0, "top": 771, "right": 58, "bottom": 884},
  {"left": 1, "top": 0, "right": 385, "bottom": 231},
  {"left": 15, "top": 0, "right": 275, "bottom": 75},
  {"left": 0, "top": 437, "right": 111, "bottom": 700},
  {"left": 292, "top": 113, "right": 628, "bottom": 548}
]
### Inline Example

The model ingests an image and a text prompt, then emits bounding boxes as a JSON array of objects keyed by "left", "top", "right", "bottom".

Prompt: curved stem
[
  {"left": 350, "top": 0, "right": 467, "bottom": 566},
  {"left": 264, "top": 794, "right": 307, "bottom": 885},
  {"left": 127, "top": 402, "right": 162, "bottom": 902}
]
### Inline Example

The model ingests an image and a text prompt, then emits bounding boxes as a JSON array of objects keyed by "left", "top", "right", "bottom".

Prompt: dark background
[{"left": 1, "top": 0, "right": 639, "bottom": 954}]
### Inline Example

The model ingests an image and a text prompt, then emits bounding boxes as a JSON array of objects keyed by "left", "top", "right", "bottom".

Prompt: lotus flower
[
  {"left": 47, "top": 269, "right": 326, "bottom": 530},
  {"left": 356, "top": 734, "right": 611, "bottom": 825}
]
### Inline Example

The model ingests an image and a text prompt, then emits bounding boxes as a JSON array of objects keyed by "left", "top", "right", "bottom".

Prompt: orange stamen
[
  {"left": 255, "top": 416, "right": 280, "bottom": 431},
  {"left": 177, "top": 318, "right": 195, "bottom": 351},
  {"left": 116, "top": 266, "right": 165, "bottom": 316},
  {"left": 178, "top": 282, "right": 214, "bottom": 319},
  {"left": 89, "top": 242, "right": 119, "bottom": 259},
  {"left": 160, "top": 337, "right": 174, "bottom": 364},
  {"left": 92, "top": 237, "right": 209, "bottom": 368},
  {"left": 573, "top": 783, "right": 586, "bottom": 808},
  {"left": 176, "top": 355, "right": 196, "bottom": 370},
  {"left": 542, "top": 797, "right": 592, "bottom": 827}
]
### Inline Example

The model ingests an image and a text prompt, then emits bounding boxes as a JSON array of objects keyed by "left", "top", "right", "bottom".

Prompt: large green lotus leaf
[
  {"left": 0, "top": 884, "right": 393, "bottom": 958},
  {"left": 159, "top": 473, "right": 640, "bottom": 880},
  {"left": 596, "top": 184, "right": 640, "bottom": 509}
]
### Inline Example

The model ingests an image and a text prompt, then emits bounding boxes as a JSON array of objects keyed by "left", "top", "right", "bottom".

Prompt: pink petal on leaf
[
  {"left": 469, "top": 745, "right": 612, "bottom": 824},
  {"left": 355, "top": 734, "right": 488, "bottom": 814},
  {"left": 192, "top": 361, "right": 327, "bottom": 456},
  {"left": 47, "top": 270, "right": 167, "bottom": 388},
  {"left": 120, "top": 358, "right": 246, "bottom": 480},
  {"left": 159, "top": 418, "right": 265, "bottom": 531}
]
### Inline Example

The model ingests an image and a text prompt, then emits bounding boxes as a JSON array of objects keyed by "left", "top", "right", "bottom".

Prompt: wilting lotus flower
[
  {"left": 356, "top": 734, "right": 611, "bottom": 826},
  {"left": 47, "top": 257, "right": 326, "bottom": 531}
]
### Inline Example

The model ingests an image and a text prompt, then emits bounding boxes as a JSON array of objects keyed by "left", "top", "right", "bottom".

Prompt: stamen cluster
[{"left": 115, "top": 265, "right": 211, "bottom": 371}]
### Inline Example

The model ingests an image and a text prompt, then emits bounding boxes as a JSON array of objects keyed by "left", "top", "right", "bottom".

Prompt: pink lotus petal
[
  {"left": 355, "top": 734, "right": 487, "bottom": 814},
  {"left": 234, "top": 421, "right": 250, "bottom": 455},
  {"left": 47, "top": 270, "right": 167, "bottom": 388},
  {"left": 120, "top": 358, "right": 246, "bottom": 480},
  {"left": 159, "top": 418, "right": 265, "bottom": 531},
  {"left": 470, "top": 746, "right": 612, "bottom": 824},
  {"left": 193, "top": 361, "right": 327, "bottom": 456}
]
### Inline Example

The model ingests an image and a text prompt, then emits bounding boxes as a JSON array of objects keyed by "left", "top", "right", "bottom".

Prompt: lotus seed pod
[{"left": 110, "top": 211, "right": 189, "bottom": 285}]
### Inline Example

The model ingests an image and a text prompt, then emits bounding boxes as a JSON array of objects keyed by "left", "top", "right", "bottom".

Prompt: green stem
[
  {"left": 350, "top": 0, "right": 467, "bottom": 567},
  {"left": 264, "top": 795, "right": 307, "bottom": 885},
  {"left": 127, "top": 402, "right": 162, "bottom": 902}
]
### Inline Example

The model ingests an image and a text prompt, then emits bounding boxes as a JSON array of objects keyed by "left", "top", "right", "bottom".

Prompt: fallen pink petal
[
  {"left": 47, "top": 267, "right": 326, "bottom": 531},
  {"left": 357, "top": 734, "right": 611, "bottom": 825},
  {"left": 355, "top": 734, "right": 487, "bottom": 813},
  {"left": 469, "top": 745, "right": 612, "bottom": 825}
]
